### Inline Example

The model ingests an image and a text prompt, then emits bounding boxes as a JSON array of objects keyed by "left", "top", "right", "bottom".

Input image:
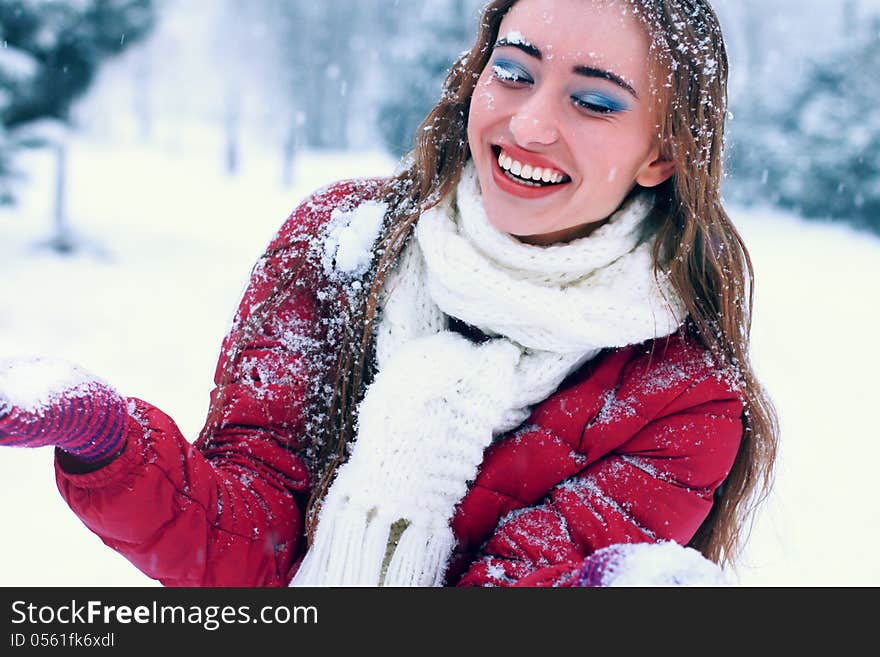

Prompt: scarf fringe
[
  {"left": 383, "top": 523, "right": 456, "bottom": 587},
  {"left": 291, "top": 495, "right": 385, "bottom": 586},
  {"left": 292, "top": 494, "right": 441, "bottom": 587}
]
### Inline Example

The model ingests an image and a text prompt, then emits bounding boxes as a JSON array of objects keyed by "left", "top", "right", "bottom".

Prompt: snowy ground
[{"left": 0, "top": 135, "right": 878, "bottom": 587}]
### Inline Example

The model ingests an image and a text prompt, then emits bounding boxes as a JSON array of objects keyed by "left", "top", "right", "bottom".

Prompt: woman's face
[{"left": 467, "top": 0, "right": 674, "bottom": 245}]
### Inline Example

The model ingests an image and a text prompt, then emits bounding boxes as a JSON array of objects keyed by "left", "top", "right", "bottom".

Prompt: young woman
[{"left": 0, "top": 0, "right": 778, "bottom": 587}]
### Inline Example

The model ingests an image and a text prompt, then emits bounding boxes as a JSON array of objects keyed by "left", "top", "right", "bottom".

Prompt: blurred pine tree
[
  {"left": 0, "top": 0, "right": 156, "bottom": 204},
  {"left": 726, "top": 14, "right": 880, "bottom": 235}
]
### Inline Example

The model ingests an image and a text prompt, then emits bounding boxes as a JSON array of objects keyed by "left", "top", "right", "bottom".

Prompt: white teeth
[
  {"left": 496, "top": 148, "right": 566, "bottom": 185},
  {"left": 502, "top": 171, "right": 543, "bottom": 187}
]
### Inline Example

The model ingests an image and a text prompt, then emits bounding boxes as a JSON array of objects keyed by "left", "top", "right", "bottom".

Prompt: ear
[{"left": 635, "top": 145, "right": 675, "bottom": 188}]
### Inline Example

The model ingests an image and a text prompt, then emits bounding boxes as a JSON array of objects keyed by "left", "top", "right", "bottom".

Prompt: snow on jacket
[{"left": 53, "top": 179, "right": 745, "bottom": 587}]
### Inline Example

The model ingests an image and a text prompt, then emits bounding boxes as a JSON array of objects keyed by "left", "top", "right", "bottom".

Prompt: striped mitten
[
  {"left": 575, "top": 542, "right": 729, "bottom": 587},
  {"left": 0, "top": 357, "right": 128, "bottom": 463}
]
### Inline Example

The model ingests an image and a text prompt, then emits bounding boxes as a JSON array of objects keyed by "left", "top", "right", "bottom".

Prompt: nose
[{"left": 509, "top": 90, "right": 561, "bottom": 147}]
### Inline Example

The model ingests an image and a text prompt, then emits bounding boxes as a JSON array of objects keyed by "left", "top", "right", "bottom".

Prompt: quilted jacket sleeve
[
  {"left": 451, "top": 335, "right": 745, "bottom": 587},
  {"left": 53, "top": 180, "right": 380, "bottom": 587}
]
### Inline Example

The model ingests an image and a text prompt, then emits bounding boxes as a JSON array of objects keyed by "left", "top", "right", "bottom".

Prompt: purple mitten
[
  {"left": 0, "top": 357, "right": 128, "bottom": 463},
  {"left": 575, "top": 542, "right": 729, "bottom": 587}
]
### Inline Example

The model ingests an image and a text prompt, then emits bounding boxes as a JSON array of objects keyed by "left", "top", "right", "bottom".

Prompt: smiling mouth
[{"left": 492, "top": 145, "right": 572, "bottom": 188}]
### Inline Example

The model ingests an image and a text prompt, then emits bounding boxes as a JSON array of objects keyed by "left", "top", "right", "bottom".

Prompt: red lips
[
  {"left": 496, "top": 143, "right": 570, "bottom": 178},
  {"left": 490, "top": 144, "right": 572, "bottom": 200}
]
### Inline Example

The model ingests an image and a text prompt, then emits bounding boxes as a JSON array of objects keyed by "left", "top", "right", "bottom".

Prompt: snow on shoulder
[
  {"left": 321, "top": 200, "right": 388, "bottom": 280},
  {"left": 0, "top": 356, "right": 105, "bottom": 415}
]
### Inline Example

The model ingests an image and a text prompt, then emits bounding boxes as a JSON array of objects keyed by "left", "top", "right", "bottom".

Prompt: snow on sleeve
[
  {"left": 0, "top": 356, "right": 106, "bottom": 415},
  {"left": 590, "top": 541, "right": 730, "bottom": 587},
  {"left": 320, "top": 201, "right": 387, "bottom": 281}
]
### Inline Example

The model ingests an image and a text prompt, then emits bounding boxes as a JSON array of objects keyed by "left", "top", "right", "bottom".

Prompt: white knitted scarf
[{"left": 290, "top": 162, "right": 687, "bottom": 587}]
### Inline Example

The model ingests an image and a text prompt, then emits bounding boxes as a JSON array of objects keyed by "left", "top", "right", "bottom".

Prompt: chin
[{"left": 487, "top": 215, "right": 544, "bottom": 238}]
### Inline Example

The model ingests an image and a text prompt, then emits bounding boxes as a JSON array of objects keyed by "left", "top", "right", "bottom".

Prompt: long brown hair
[{"left": 202, "top": 0, "right": 778, "bottom": 571}]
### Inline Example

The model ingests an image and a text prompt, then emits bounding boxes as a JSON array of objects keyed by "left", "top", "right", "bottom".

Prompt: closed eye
[
  {"left": 491, "top": 58, "right": 533, "bottom": 85},
  {"left": 572, "top": 92, "right": 628, "bottom": 115}
]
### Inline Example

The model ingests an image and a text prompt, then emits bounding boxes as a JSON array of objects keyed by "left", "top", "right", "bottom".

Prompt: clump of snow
[
  {"left": 502, "top": 30, "right": 532, "bottom": 47},
  {"left": 321, "top": 201, "right": 387, "bottom": 278},
  {"left": 491, "top": 64, "right": 522, "bottom": 83},
  {"left": 593, "top": 542, "right": 729, "bottom": 586},
  {"left": 0, "top": 356, "right": 101, "bottom": 413}
]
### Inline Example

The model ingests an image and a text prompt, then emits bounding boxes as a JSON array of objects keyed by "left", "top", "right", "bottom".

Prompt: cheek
[
  {"left": 469, "top": 79, "right": 498, "bottom": 132},
  {"left": 570, "top": 123, "right": 652, "bottom": 174},
  {"left": 467, "top": 79, "right": 503, "bottom": 160}
]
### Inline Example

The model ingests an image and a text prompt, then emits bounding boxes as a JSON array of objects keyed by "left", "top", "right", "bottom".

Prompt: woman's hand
[
  {"left": 0, "top": 357, "right": 128, "bottom": 464},
  {"left": 574, "top": 542, "right": 729, "bottom": 587}
]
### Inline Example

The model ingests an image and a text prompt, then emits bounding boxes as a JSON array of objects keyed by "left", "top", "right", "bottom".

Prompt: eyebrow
[{"left": 494, "top": 39, "right": 640, "bottom": 99}]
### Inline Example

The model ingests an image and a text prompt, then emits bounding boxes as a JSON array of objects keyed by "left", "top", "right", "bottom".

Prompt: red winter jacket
[{"left": 54, "top": 179, "right": 744, "bottom": 587}]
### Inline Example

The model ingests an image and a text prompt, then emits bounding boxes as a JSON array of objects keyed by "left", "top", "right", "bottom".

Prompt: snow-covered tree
[
  {"left": 726, "top": 14, "right": 880, "bottom": 234},
  {"left": 246, "top": 0, "right": 363, "bottom": 152},
  {"left": 376, "top": 0, "right": 478, "bottom": 157},
  {"left": 0, "top": 0, "right": 155, "bottom": 209}
]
